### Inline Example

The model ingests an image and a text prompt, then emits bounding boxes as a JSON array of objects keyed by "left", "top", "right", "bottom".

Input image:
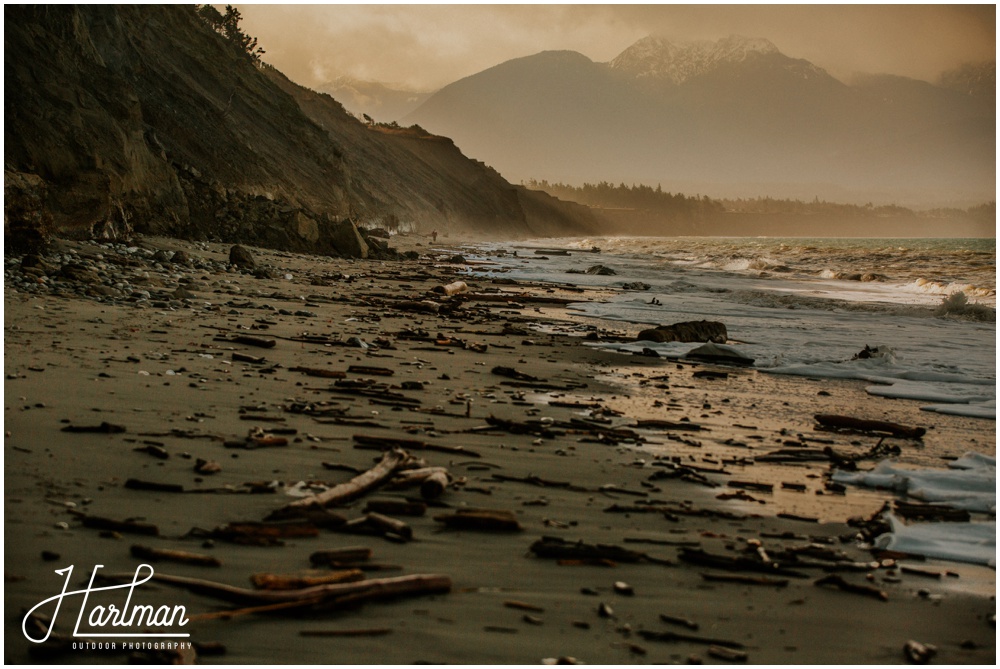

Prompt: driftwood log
[
  {"left": 98, "top": 571, "right": 452, "bottom": 608},
  {"left": 270, "top": 449, "right": 408, "bottom": 518},
  {"left": 814, "top": 414, "right": 925, "bottom": 439}
]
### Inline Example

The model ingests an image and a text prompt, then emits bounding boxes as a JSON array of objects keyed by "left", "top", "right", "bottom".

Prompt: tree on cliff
[{"left": 197, "top": 4, "right": 265, "bottom": 65}]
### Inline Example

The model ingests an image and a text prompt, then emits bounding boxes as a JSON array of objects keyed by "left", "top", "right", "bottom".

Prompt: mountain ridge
[{"left": 404, "top": 34, "right": 994, "bottom": 206}]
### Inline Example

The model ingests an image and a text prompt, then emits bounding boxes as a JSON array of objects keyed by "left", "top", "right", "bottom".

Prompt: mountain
[
  {"left": 317, "top": 77, "right": 433, "bottom": 122},
  {"left": 4, "top": 5, "right": 600, "bottom": 255},
  {"left": 404, "top": 35, "right": 995, "bottom": 206},
  {"left": 938, "top": 61, "right": 996, "bottom": 101}
]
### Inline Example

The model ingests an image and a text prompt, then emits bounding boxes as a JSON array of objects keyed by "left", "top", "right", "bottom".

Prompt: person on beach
[{"left": 431, "top": 229, "right": 438, "bottom": 242}]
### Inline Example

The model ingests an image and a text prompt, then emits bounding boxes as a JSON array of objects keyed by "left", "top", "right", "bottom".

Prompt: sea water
[
  {"left": 464, "top": 236, "right": 996, "bottom": 420},
  {"left": 462, "top": 235, "right": 996, "bottom": 567}
]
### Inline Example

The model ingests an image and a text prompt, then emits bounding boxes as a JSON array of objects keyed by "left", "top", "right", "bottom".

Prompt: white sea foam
[
  {"left": 874, "top": 514, "right": 995, "bottom": 566},
  {"left": 831, "top": 454, "right": 996, "bottom": 513}
]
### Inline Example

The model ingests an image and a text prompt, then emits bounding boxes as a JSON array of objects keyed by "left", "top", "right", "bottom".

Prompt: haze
[{"left": 239, "top": 4, "right": 995, "bottom": 92}]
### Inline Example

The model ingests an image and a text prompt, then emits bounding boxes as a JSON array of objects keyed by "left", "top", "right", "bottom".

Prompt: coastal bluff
[{"left": 4, "top": 5, "right": 601, "bottom": 255}]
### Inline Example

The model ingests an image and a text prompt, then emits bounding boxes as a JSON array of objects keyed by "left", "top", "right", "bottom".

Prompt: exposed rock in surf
[
  {"left": 683, "top": 342, "right": 754, "bottom": 367},
  {"left": 636, "top": 320, "right": 727, "bottom": 344},
  {"left": 586, "top": 265, "right": 616, "bottom": 276}
]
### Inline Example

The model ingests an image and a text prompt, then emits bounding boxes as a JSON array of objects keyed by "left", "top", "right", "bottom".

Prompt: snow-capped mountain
[{"left": 610, "top": 34, "right": 781, "bottom": 84}]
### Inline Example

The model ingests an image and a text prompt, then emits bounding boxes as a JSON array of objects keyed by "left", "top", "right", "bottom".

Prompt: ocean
[
  {"left": 464, "top": 236, "right": 996, "bottom": 421},
  {"left": 457, "top": 235, "right": 996, "bottom": 566}
]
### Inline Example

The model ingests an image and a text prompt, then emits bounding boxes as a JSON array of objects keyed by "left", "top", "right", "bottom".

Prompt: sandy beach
[{"left": 4, "top": 235, "right": 995, "bottom": 664}]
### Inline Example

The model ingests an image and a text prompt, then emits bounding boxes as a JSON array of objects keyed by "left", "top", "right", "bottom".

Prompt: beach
[{"left": 4, "top": 234, "right": 995, "bottom": 664}]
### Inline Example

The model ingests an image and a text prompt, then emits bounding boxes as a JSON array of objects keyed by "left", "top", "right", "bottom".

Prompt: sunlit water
[{"left": 462, "top": 236, "right": 996, "bottom": 419}]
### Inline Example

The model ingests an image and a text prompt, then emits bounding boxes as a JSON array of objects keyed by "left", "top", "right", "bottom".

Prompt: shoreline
[{"left": 4, "top": 234, "right": 995, "bottom": 664}]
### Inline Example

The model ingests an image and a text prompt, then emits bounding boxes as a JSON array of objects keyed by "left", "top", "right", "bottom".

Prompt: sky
[{"left": 237, "top": 3, "right": 996, "bottom": 92}]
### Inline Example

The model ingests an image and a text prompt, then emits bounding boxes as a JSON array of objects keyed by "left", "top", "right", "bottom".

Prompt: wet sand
[{"left": 4, "top": 235, "right": 995, "bottom": 664}]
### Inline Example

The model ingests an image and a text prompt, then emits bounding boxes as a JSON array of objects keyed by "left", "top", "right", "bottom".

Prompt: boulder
[
  {"left": 327, "top": 220, "right": 369, "bottom": 259},
  {"left": 170, "top": 250, "right": 190, "bottom": 264},
  {"left": 683, "top": 342, "right": 754, "bottom": 367},
  {"left": 229, "top": 244, "right": 256, "bottom": 269},
  {"left": 636, "top": 320, "right": 727, "bottom": 344},
  {"left": 586, "top": 264, "right": 616, "bottom": 275}
]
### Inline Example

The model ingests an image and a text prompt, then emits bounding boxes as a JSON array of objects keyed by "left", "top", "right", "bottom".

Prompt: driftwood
[
  {"left": 130, "top": 545, "right": 221, "bottom": 567},
  {"left": 386, "top": 467, "right": 452, "bottom": 500},
  {"left": 530, "top": 536, "right": 671, "bottom": 565},
  {"left": 678, "top": 548, "right": 807, "bottom": 578},
  {"left": 814, "top": 574, "right": 888, "bottom": 601},
  {"left": 300, "top": 628, "right": 393, "bottom": 637},
  {"left": 347, "top": 365, "right": 394, "bottom": 377},
  {"left": 250, "top": 570, "right": 365, "bottom": 590},
  {"left": 343, "top": 512, "right": 413, "bottom": 541},
  {"left": 636, "top": 629, "right": 745, "bottom": 649},
  {"left": 635, "top": 419, "right": 705, "bottom": 432},
  {"left": 309, "top": 547, "right": 374, "bottom": 566},
  {"left": 290, "top": 366, "right": 346, "bottom": 379},
  {"left": 98, "top": 571, "right": 452, "bottom": 608},
  {"left": 61, "top": 422, "right": 126, "bottom": 434},
  {"left": 699, "top": 572, "right": 788, "bottom": 587},
  {"left": 271, "top": 449, "right": 407, "bottom": 518},
  {"left": 353, "top": 434, "right": 480, "bottom": 458},
  {"left": 204, "top": 521, "right": 323, "bottom": 546},
  {"left": 72, "top": 512, "right": 159, "bottom": 536},
  {"left": 659, "top": 613, "right": 699, "bottom": 630},
  {"left": 363, "top": 499, "right": 428, "bottom": 516},
  {"left": 708, "top": 645, "right": 749, "bottom": 662},
  {"left": 814, "top": 414, "right": 925, "bottom": 439},
  {"left": 434, "top": 509, "right": 522, "bottom": 532},
  {"left": 228, "top": 335, "right": 276, "bottom": 348}
]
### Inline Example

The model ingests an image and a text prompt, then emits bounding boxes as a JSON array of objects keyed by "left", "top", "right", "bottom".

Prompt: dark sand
[{"left": 4, "top": 236, "right": 995, "bottom": 664}]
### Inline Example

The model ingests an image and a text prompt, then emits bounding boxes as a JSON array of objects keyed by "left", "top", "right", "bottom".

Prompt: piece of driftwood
[
  {"left": 233, "top": 352, "right": 266, "bottom": 364},
  {"left": 99, "top": 571, "right": 452, "bottom": 607},
  {"left": 309, "top": 547, "right": 374, "bottom": 566},
  {"left": 699, "top": 572, "right": 788, "bottom": 587},
  {"left": 363, "top": 499, "right": 427, "bottom": 516},
  {"left": 504, "top": 600, "right": 545, "bottom": 612},
  {"left": 72, "top": 512, "right": 159, "bottom": 536},
  {"left": 347, "top": 365, "right": 394, "bottom": 377},
  {"left": 205, "top": 521, "right": 322, "bottom": 546},
  {"left": 125, "top": 478, "right": 185, "bottom": 493},
  {"left": 434, "top": 509, "right": 523, "bottom": 532},
  {"left": 814, "top": 574, "right": 888, "bottom": 601},
  {"left": 131, "top": 545, "right": 221, "bottom": 567},
  {"left": 386, "top": 467, "right": 452, "bottom": 500},
  {"left": 814, "top": 414, "right": 925, "bottom": 439},
  {"left": 530, "top": 536, "right": 671, "bottom": 565},
  {"left": 300, "top": 628, "right": 393, "bottom": 637},
  {"left": 678, "top": 548, "right": 807, "bottom": 578},
  {"left": 62, "top": 422, "right": 126, "bottom": 434},
  {"left": 271, "top": 449, "right": 407, "bottom": 518},
  {"left": 229, "top": 335, "right": 276, "bottom": 348},
  {"left": 357, "top": 512, "right": 413, "bottom": 541},
  {"left": 659, "top": 613, "right": 699, "bottom": 630},
  {"left": 708, "top": 645, "right": 749, "bottom": 662},
  {"left": 635, "top": 419, "right": 705, "bottom": 432},
  {"left": 250, "top": 570, "right": 365, "bottom": 590},
  {"left": 353, "top": 434, "right": 481, "bottom": 458},
  {"left": 290, "top": 366, "right": 346, "bottom": 379},
  {"left": 636, "top": 629, "right": 745, "bottom": 649}
]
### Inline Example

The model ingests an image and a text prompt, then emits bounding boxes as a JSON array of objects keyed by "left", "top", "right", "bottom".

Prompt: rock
[
  {"left": 448, "top": 254, "right": 467, "bottom": 264},
  {"left": 622, "top": 282, "right": 651, "bottom": 290},
  {"left": 366, "top": 227, "right": 391, "bottom": 239},
  {"left": 170, "top": 250, "right": 190, "bottom": 264},
  {"left": 171, "top": 287, "right": 197, "bottom": 300},
  {"left": 229, "top": 245, "right": 256, "bottom": 269},
  {"left": 683, "top": 342, "right": 754, "bottom": 367},
  {"left": 327, "top": 220, "right": 369, "bottom": 259},
  {"left": 59, "top": 263, "right": 101, "bottom": 284},
  {"left": 151, "top": 249, "right": 171, "bottom": 262},
  {"left": 637, "top": 320, "right": 727, "bottom": 344},
  {"left": 585, "top": 265, "right": 616, "bottom": 275},
  {"left": 402, "top": 251, "right": 420, "bottom": 261}
]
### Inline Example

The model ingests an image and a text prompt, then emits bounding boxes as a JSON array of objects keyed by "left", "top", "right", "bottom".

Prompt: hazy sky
[{"left": 238, "top": 4, "right": 995, "bottom": 92}]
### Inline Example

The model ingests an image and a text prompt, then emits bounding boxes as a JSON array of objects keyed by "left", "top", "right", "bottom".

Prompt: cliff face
[{"left": 4, "top": 5, "right": 599, "bottom": 254}]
